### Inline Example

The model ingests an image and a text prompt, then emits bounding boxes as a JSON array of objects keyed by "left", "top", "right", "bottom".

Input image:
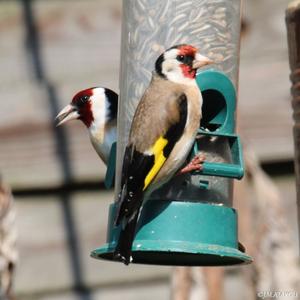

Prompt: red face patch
[
  {"left": 79, "top": 101, "right": 94, "bottom": 127},
  {"left": 72, "top": 88, "right": 94, "bottom": 127},
  {"left": 180, "top": 64, "right": 196, "bottom": 79},
  {"left": 178, "top": 45, "right": 197, "bottom": 57},
  {"left": 71, "top": 88, "right": 94, "bottom": 105},
  {"left": 178, "top": 45, "right": 198, "bottom": 79}
]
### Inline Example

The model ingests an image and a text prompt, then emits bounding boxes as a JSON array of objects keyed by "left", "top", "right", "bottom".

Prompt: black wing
[
  {"left": 113, "top": 94, "right": 188, "bottom": 264},
  {"left": 115, "top": 93, "right": 188, "bottom": 226}
]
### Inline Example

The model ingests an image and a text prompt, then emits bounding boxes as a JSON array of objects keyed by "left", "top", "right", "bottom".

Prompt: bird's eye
[
  {"left": 80, "top": 95, "right": 89, "bottom": 103},
  {"left": 177, "top": 55, "right": 185, "bottom": 62}
]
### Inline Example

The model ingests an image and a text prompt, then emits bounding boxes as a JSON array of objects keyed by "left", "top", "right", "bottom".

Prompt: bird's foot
[{"left": 178, "top": 153, "right": 206, "bottom": 175}]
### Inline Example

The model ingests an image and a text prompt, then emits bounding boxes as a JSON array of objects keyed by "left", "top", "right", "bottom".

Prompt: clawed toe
[
  {"left": 194, "top": 153, "right": 206, "bottom": 162},
  {"left": 178, "top": 153, "right": 206, "bottom": 175}
]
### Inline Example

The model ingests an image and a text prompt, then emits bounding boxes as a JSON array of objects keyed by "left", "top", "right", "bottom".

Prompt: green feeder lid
[{"left": 92, "top": 200, "right": 252, "bottom": 266}]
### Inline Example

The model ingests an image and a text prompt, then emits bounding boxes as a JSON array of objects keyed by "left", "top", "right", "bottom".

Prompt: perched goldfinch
[
  {"left": 114, "top": 44, "right": 213, "bottom": 264},
  {"left": 56, "top": 87, "right": 118, "bottom": 164}
]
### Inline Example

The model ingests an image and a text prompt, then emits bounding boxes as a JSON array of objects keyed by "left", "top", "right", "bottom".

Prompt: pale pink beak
[
  {"left": 192, "top": 53, "right": 214, "bottom": 69},
  {"left": 55, "top": 104, "right": 79, "bottom": 127}
]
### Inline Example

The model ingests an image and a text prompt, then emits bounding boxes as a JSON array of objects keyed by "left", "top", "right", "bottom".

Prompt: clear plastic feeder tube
[{"left": 116, "top": 0, "right": 241, "bottom": 206}]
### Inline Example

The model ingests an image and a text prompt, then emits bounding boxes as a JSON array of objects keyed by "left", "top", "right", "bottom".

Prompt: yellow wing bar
[{"left": 143, "top": 136, "right": 168, "bottom": 190}]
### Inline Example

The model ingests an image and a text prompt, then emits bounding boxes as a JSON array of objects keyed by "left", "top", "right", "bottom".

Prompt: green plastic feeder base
[{"left": 91, "top": 200, "right": 252, "bottom": 266}]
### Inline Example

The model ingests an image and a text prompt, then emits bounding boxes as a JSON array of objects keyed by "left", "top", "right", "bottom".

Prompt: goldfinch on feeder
[
  {"left": 56, "top": 87, "right": 118, "bottom": 164},
  {"left": 114, "top": 44, "right": 213, "bottom": 265}
]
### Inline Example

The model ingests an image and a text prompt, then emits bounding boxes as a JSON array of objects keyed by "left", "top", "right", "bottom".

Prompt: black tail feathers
[{"left": 113, "top": 213, "right": 138, "bottom": 265}]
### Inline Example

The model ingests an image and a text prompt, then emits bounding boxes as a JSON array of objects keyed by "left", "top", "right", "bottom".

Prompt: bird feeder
[{"left": 92, "top": 0, "right": 252, "bottom": 266}]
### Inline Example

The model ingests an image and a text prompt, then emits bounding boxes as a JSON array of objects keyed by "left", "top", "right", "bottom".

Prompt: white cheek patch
[
  {"left": 164, "top": 48, "right": 179, "bottom": 60},
  {"left": 162, "top": 59, "right": 179, "bottom": 73},
  {"left": 162, "top": 49, "right": 180, "bottom": 74},
  {"left": 89, "top": 88, "right": 106, "bottom": 141},
  {"left": 91, "top": 89, "right": 106, "bottom": 121},
  {"left": 163, "top": 60, "right": 196, "bottom": 86},
  {"left": 162, "top": 49, "right": 196, "bottom": 85}
]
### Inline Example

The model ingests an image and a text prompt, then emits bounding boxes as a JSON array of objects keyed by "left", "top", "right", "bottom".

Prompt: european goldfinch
[
  {"left": 56, "top": 87, "right": 118, "bottom": 164},
  {"left": 114, "top": 44, "right": 213, "bottom": 264}
]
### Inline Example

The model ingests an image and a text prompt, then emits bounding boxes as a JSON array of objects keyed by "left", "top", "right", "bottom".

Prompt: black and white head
[
  {"left": 56, "top": 87, "right": 118, "bottom": 130},
  {"left": 56, "top": 87, "right": 118, "bottom": 163},
  {"left": 155, "top": 44, "right": 213, "bottom": 85}
]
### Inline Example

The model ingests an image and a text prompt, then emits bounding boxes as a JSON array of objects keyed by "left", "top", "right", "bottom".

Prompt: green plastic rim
[{"left": 91, "top": 200, "right": 252, "bottom": 266}]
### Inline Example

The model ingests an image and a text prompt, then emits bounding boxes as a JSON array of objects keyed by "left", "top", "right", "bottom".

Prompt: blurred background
[{"left": 0, "top": 0, "right": 298, "bottom": 299}]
